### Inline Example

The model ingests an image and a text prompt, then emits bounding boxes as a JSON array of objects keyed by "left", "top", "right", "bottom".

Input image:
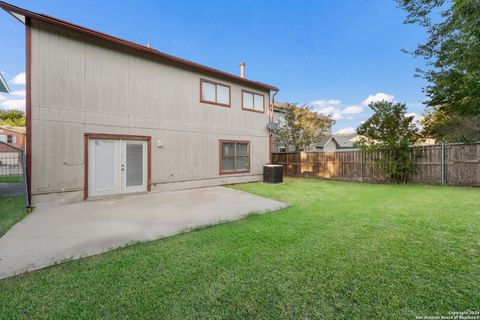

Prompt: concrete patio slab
[{"left": 0, "top": 186, "right": 287, "bottom": 279}]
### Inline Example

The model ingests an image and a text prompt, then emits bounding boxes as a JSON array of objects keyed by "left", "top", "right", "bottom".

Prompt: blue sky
[{"left": 0, "top": 0, "right": 428, "bottom": 133}]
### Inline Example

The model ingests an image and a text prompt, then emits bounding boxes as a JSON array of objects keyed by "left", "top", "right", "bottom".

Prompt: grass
[
  {"left": 0, "top": 174, "right": 23, "bottom": 183},
  {"left": 0, "top": 196, "right": 27, "bottom": 238},
  {"left": 0, "top": 178, "right": 479, "bottom": 319}
]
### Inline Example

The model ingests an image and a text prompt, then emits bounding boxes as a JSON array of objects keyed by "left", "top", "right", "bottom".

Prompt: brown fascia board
[{"left": 0, "top": 1, "right": 279, "bottom": 93}]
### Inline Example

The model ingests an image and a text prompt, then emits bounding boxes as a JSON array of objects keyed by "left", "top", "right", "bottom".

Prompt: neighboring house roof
[
  {"left": 334, "top": 134, "right": 357, "bottom": 148},
  {"left": 0, "top": 1, "right": 278, "bottom": 93},
  {"left": 273, "top": 102, "right": 289, "bottom": 114},
  {"left": 0, "top": 126, "right": 26, "bottom": 134},
  {"left": 0, "top": 72, "right": 10, "bottom": 93},
  {"left": 316, "top": 134, "right": 358, "bottom": 149},
  {"left": 316, "top": 135, "right": 340, "bottom": 148}
]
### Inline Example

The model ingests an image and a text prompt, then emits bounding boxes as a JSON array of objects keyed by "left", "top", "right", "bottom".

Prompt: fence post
[
  {"left": 360, "top": 150, "right": 363, "bottom": 182},
  {"left": 440, "top": 141, "right": 446, "bottom": 185}
]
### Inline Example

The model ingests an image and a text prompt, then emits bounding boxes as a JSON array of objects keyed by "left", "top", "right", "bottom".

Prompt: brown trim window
[
  {"left": 242, "top": 90, "right": 265, "bottom": 113},
  {"left": 219, "top": 140, "right": 250, "bottom": 174},
  {"left": 200, "top": 78, "right": 231, "bottom": 107}
]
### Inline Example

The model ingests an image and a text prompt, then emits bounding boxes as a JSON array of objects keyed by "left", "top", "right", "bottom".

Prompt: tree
[
  {"left": 421, "top": 106, "right": 480, "bottom": 142},
  {"left": 274, "top": 103, "right": 333, "bottom": 152},
  {"left": 0, "top": 108, "right": 26, "bottom": 126},
  {"left": 356, "top": 100, "right": 421, "bottom": 183},
  {"left": 397, "top": 0, "right": 480, "bottom": 116}
]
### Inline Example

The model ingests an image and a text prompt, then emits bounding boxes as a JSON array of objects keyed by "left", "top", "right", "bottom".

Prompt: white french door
[{"left": 88, "top": 139, "right": 147, "bottom": 197}]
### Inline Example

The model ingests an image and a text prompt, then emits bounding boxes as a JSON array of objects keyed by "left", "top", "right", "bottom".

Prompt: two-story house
[
  {"left": 0, "top": 126, "right": 26, "bottom": 149},
  {"left": 0, "top": 2, "right": 279, "bottom": 205}
]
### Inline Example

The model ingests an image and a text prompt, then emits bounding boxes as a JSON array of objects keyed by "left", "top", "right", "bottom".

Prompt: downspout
[{"left": 270, "top": 90, "right": 278, "bottom": 122}]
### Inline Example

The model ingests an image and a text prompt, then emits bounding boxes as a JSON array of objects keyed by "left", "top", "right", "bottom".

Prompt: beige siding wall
[{"left": 30, "top": 21, "right": 271, "bottom": 204}]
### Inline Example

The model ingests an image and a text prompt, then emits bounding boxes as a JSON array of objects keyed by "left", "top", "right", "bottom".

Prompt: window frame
[
  {"left": 200, "top": 78, "right": 231, "bottom": 108},
  {"left": 241, "top": 89, "right": 265, "bottom": 113},
  {"left": 219, "top": 140, "right": 250, "bottom": 175}
]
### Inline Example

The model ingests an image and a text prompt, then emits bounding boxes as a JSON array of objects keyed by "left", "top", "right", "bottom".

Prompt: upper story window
[
  {"left": 7, "top": 135, "right": 15, "bottom": 144},
  {"left": 0, "top": 135, "right": 6, "bottom": 143},
  {"left": 200, "top": 79, "right": 231, "bottom": 107},
  {"left": 242, "top": 90, "right": 265, "bottom": 113}
]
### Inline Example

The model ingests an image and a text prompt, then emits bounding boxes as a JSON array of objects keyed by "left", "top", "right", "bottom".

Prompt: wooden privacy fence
[{"left": 272, "top": 142, "right": 480, "bottom": 186}]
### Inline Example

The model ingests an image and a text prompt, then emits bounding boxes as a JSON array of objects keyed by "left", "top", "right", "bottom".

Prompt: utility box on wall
[{"left": 263, "top": 165, "right": 283, "bottom": 184}]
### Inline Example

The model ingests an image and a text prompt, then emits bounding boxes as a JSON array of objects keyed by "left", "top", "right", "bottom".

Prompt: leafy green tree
[
  {"left": 397, "top": 0, "right": 480, "bottom": 116},
  {"left": 421, "top": 106, "right": 480, "bottom": 142},
  {"left": 356, "top": 100, "right": 421, "bottom": 183},
  {"left": 274, "top": 103, "right": 333, "bottom": 152},
  {"left": 0, "top": 108, "right": 26, "bottom": 126}
]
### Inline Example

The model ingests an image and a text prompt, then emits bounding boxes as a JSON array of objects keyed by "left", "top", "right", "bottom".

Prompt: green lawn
[
  {"left": 0, "top": 178, "right": 479, "bottom": 319},
  {"left": 0, "top": 196, "right": 27, "bottom": 238},
  {"left": 0, "top": 174, "right": 23, "bottom": 183}
]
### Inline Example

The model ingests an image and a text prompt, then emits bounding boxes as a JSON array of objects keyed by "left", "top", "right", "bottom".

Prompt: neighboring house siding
[
  {"left": 0, "top": 128, "right": 26, "bottom": 149},
  {"left": 272, "top": 109, "right": 286, "bottom": 152},
  {"left": 323, "top": 139, "right": 337, "bottom": 152},
  {"left": 30, "top": 20, "right": 271, "bottom": 204}
]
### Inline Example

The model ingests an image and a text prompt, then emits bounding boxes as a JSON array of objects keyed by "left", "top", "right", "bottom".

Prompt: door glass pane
[
  {"left": 95, "top": 140, "right": 115, "bottom": 190},
  {"left": 126, "top": 143, "right": 143, "bottom": 187},
  {"left": 217, "top": 85, "right": 229, "bottom": 105},
  {"left": 201, "top": 81, "right": 216, "bottom": 102},
  {"left": 243, "top": 92, "right": 254, "bottom": 109},
  {"left": 254, "top": 94, "right": 264, "bottom": 111}
]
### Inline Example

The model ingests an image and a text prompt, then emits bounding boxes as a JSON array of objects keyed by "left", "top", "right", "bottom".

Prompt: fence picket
[{"left": 272, "top": 143, "right": 480, "bottom": 186}]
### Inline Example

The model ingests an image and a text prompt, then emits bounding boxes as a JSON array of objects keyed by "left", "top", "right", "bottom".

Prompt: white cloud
[
  {"left": 11, "top": 72, "right": 26, "bottom": 85},
  {"left": 309, "top": 99, "right": 342, "bottom": 109},
  {"left": 406, "top": 112, "right": 424, "bottom": 130},
  {"left": 331, "top": 112, "right": 346, "bottom": 121},
  {"left": 335, "top": 127, "right": 356, "bottom": 134},
  {"left": 310, "top": 99, "right": 356, "bottom": 120},
  {"left": 0, "top": 94, "right": 5, "bottom": 102},
  {"left": 10, "top": 90, "right": 26, "bottom": 97},
  {"left": 316, "top": 106, "right": 338, "bottom": 115},
  {"left": 1, "top": 99, "right": 25, "bottom": 110},
  {"left": 314, "top": 107, "right": 352, "bottom": 120},
  {"left": 361, "top": 92, "right": 395, "bottom": 106},
  {"left": 406, "top": 112, "right": 424, "bottom": 122},
  {"left": 342, "top": 105, "right": 363, "bottom": 114},
  {"left": 310, "top": 100, "right": 342, "bottom": 120},
  {"left": 309, "top": 92, "right": 396, "bottom": 124}
]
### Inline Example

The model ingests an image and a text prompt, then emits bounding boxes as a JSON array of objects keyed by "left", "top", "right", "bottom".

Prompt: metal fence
[
  {"left": 0, "top": 146, "right": 23, "bottom": 178},
  {"left": 272, "top": 142, "right": 480, "bottom": 186},
  {"left": 0, "top": 141, "right": 30, "bottom": 206}
]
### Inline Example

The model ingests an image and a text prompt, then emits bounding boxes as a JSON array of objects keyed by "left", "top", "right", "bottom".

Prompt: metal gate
[{"left": 0, "top": 141, "right": 30, "bottom": 207}]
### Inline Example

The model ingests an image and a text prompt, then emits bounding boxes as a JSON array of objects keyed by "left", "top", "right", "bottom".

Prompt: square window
[{"left": 220, "top": 141, "right": 250, "bottom": 174}]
